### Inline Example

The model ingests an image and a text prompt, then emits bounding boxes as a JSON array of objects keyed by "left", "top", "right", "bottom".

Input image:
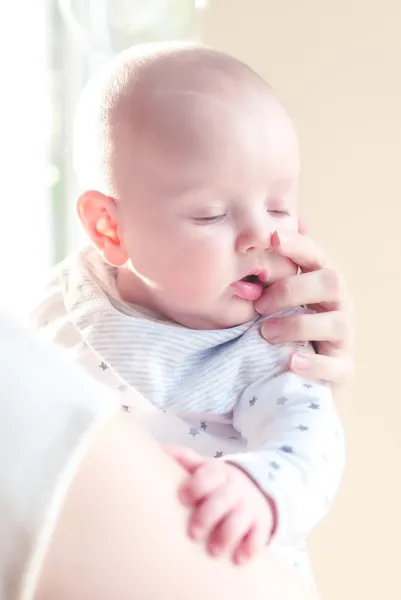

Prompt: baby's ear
[{"left": 77, "top": 191, "right": 129, "bottom": 266}]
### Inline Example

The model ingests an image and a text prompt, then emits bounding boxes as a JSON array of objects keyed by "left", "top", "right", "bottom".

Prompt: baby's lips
[
  {"left": 231, "top": 280, "right": 264, "bottom": 301},
  {"left": 256, "top": 268, "right": 269, "bottom": 285}
]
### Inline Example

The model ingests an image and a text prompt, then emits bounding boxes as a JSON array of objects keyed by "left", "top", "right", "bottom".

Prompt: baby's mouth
[
  {"left": 231, "top": 273, "right": 266, "bottom": 302},
  {"left": 241, "top": 274, "right": 262, "bottom": 285}
]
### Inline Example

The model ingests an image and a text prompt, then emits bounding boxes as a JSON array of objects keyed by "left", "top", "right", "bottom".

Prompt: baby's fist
[{"left": 166, "top": 446, "right": 276, "bottom": 565}]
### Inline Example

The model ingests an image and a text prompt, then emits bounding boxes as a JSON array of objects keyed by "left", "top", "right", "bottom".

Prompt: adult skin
[
  {"left": 258, "top": 229, "right": 353, "bottom": 384},
  {"left": 35, "top": 410, "right": 318, "bottom": 600},
  {"left": 0, "top": 309, "right": 316, "bottom": 600}
]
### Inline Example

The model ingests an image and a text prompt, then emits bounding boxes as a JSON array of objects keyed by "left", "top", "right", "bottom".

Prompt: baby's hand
[{"left": 165, "top": 446, "right": 276, "bottom": 565}]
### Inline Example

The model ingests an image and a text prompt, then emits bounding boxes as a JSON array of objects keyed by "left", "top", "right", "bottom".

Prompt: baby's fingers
[
  {"left": 189, "top": 484, "right": 238, "bottom": 542},
  {"left": 207, "top": 503, "right": 253, "bottom": 558},
  {"left": 290, "top": 351, "right": 354, "bottom": 384},
  {"left": 180, "top": 462, "right": 227, "bottom": 506},
  {"left": 164, "top": 445, "right": 204, "bottom": 474},
  {"left": 233, "top": 523, "right": 270, "bottom": 566}
]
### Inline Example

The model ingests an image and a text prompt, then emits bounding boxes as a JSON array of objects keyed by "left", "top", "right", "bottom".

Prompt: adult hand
[{"left": 255, "top": 229, "right": 354, "bottom": 385}]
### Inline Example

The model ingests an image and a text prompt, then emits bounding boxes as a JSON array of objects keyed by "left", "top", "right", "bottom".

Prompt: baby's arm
[
  {"left": 226, "top": 368, "right": 345, "bottom": 546},
  {"left": 166, "top": 444, "right": 277, "bottom": 565},
  {"left": 171, "top": 367, "right": 344, "bottom": 564}
]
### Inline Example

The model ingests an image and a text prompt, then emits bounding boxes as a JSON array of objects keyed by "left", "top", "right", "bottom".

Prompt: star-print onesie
[{"left": 30, "top": 246, "right": 345, "bottom": 587}]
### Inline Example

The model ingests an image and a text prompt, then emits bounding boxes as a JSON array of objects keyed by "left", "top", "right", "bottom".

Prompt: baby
[{"left": 31, "top": 42, "right": 344, "bottom": 584}]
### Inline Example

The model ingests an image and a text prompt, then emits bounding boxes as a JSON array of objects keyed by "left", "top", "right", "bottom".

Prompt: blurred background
[
  {"left": 0, "top": 0, "right": 208, "bottom": 312},
  {"left": 0, "top": 1, "right": 400, "bottom": 599}
]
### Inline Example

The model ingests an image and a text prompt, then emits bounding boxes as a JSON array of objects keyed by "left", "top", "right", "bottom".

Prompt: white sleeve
[
  {"left": 0, "top": 312, "right": 118, "bottom": 600},
  {"left": 225, "top": 369, "right": 345, "bottom": 546}
]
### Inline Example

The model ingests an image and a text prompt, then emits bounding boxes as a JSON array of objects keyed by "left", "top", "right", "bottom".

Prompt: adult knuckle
[
  {"left": 336, "top": 357, "right": 355, "bottom": 385},
  {"left": 310, "top": 239, "right": 328, "bottom": 268},
  {"left": 336, "top": 310, "right": 354, "bottom": 350},
  {"left": 292, "top": 314, "right": 309, "bottom": 339},
  {"left": 332, "top": 310, "right": 348, "bottom": 340},
  {"left": 323, "top": 267, "right": 345, "bottom": 301}
]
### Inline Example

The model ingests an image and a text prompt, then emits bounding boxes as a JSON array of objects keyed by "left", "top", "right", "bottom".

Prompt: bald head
[{"left": 73, "top": 41, "right": 279, "bottom": 197}]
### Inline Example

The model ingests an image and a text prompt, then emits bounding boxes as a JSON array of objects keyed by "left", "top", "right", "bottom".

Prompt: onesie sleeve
[{"left": 223, "top": 316, "right": 345, "bottom": 546}]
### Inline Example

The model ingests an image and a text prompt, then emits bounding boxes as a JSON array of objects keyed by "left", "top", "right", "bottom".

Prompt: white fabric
[
  {"left": 30, "top": 246, "right": 345, "bottom": 583},
  {"left": 0, "top": 311, "right": 118, "bottom": 600}
]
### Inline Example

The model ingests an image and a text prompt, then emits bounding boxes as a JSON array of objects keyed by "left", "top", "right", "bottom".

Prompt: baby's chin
[
  {"left": 225, "top": 298, "right": 260, "bottom": 327},
  {"left": 167, "top": 297, "right": 258, "bottom": 330},
  {"left": 205, "top": 297, "right": 259, "bottom": 330}
]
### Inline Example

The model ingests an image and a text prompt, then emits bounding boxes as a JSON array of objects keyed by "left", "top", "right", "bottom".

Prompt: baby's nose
[{"left": 236, "top": 224, "right": 272, "bottom": 254}]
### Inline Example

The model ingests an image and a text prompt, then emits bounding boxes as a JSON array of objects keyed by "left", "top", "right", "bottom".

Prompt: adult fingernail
[
  {"left": 290, "top": 354, "right": 310, "bottom": 370},
  {"left": 298, "top": 217, "right": 308, "bottom": 234},
  {"left": 255, "top": 296, "right": 271, "bottom": 314},
  {"left": 261, "top": 319, "right": 281, "bottom": 342},
  {"left": 270, "top": 230, "right": 281, "bottom": 248},
  {"left": 272, "top": 230, "right": 290, "bottom": 249}
]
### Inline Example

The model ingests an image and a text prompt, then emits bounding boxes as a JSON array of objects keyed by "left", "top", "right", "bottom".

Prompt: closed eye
[
  {"left": 193, "top": 214, "right": 227, "bottom": 224},
  {"left": 268, "top": 209, "right": 290, "bottom": 217}
]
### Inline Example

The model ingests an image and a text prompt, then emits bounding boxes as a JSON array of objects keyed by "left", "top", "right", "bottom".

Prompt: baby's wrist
[{"left": 264, "top": 493, "right": 278, "bottom": 540}]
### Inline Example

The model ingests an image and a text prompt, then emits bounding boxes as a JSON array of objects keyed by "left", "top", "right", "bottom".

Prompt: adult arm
[
  {"left": 0, "top": 311, "right": 316, "bottom": 600},
  {"left": 36, "top": 410, "right": 318, "bottom": 600}
]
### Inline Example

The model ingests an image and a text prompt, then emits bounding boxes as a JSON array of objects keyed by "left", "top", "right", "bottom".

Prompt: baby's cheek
[
  {"left": 175, "top": 268, "right": 223, "bottom": 302},
  {"left": 171, "top": 252, "right": 228, "bottom": 303}
]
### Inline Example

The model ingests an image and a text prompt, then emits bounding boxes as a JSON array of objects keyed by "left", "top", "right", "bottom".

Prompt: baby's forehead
[
  {"left": 114, "top": 105, "right": 298, "bottom": 204},
  {"left": 113, "top": 66, "right": 290, "bottom": 163},
  {"left": 74, "top": 44, "right": 298, "bottom": 197},
  {"left": 112, "top": 75, "right": 295, "bottom": 196},
  {"left": 113, "top": 58, "right": 271, "bottom": 129}
]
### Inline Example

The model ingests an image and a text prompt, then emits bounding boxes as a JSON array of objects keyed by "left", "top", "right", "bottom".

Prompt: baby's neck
[{"left": 116, "top": 265, "right": 158, "bottom": 314}]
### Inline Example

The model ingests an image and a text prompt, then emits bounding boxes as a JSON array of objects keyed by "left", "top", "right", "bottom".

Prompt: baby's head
[{"left": 74, "top": 42, "right": 300, "bottom": 329}]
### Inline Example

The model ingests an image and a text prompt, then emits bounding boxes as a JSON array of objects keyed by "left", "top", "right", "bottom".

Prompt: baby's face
[{"left": 116, "top": 88, "right": 300, "bottom": 329}]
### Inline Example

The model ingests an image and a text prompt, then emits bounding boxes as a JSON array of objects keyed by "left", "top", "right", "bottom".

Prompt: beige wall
[{"left": 203, "top": 1, "right": 401, "bottom": 598}]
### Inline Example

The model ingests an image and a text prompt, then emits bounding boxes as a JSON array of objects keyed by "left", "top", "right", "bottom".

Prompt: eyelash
[
  {"left": 268, "top": 210, "right": 290, "bottom": 218},
  {"left": 193, "top": 214, "right": 227, "bottom": 224},
  {"left": 193, "top": 209, "right": 290, "bottom": 225}
]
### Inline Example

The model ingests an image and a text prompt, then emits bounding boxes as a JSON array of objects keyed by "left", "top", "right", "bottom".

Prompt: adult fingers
[
  {"left": 261, "top": 311, "right": 350, "bottom": 347},
  {"left": 297, "top": 217, "right": 308, "bottom": 235},
  {"left": 255, "top": 268, "right": 349, "bottom": 315},
  {"left": 270, "top": 230, "right": 328, "bottom": 272},
  {"left": 289, "top": 352, "right": 354, "bottom": 384}
]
